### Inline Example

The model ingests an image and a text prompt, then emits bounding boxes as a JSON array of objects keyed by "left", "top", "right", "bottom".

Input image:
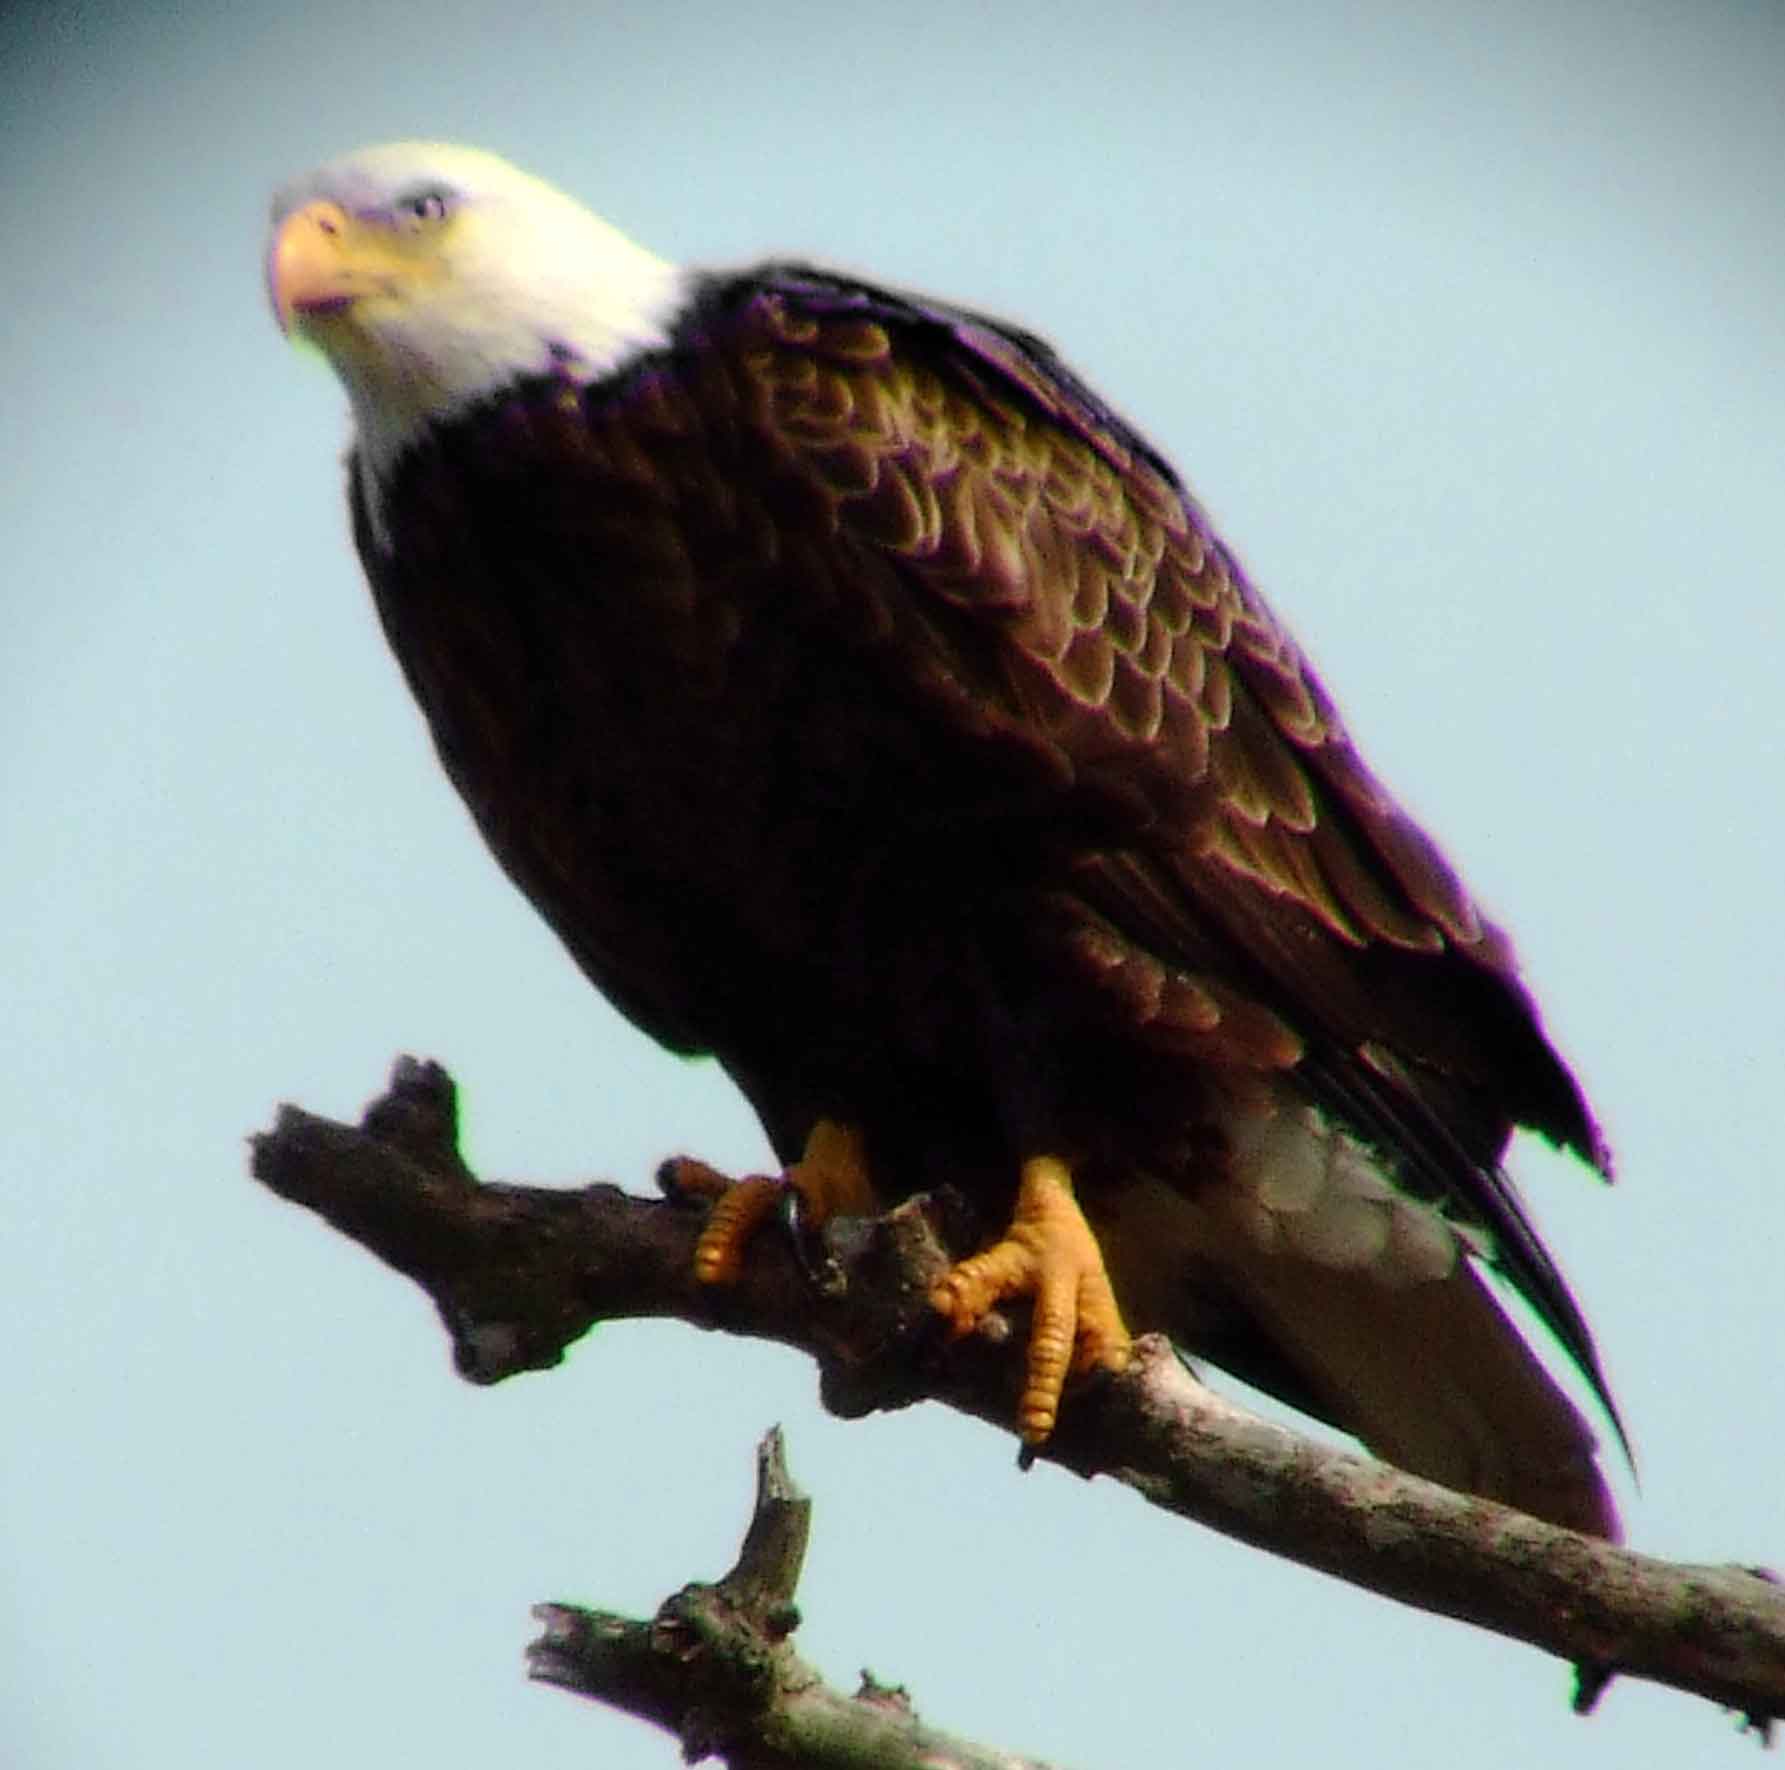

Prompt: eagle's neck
[
  {"left": 351, "top": 207, "right": 685, "bottom": 451},
  {"left": 349, "top": 256, "right": 690, "bottom": 545}
]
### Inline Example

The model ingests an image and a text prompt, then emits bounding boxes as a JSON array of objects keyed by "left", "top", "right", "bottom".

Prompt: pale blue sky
[{"left": 4, "top": 2, "right": 1781, "bottom": 1766}]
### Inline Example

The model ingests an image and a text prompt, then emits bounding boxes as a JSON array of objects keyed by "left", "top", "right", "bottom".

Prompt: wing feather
[{"left": 691, "top": 265, "right": 1615, "bottom": 1422}]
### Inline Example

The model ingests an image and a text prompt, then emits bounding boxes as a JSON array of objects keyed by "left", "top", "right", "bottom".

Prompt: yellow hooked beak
[{"left": 269, "top": 200, "right": 438, "bottom": 334}]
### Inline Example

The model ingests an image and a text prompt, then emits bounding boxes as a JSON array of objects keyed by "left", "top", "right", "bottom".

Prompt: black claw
[
  {"left": 655, "top": 1155, "right": 718, "bottom": 1207},
  {"left": 777, "top": 1186, "right": 846, "bottom": 1297}
]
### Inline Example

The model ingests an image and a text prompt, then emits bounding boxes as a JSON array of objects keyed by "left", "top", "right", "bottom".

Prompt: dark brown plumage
[{"left": 340, "top": 263, "right": 1623, "bottom": 1534}]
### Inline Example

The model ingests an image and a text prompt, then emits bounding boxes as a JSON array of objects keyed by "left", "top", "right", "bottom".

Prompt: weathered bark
[
  {"left": 249, "top": 1057, "right": 1784, "bottom": 1745},
  {"left": 528, "top": 1427, "right": 1066, "bottom": 1767}
]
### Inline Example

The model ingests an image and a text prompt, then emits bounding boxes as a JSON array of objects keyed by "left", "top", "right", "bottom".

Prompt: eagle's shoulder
[{"left": 670, "top": 261, "right": 1186, "bottom": 494}]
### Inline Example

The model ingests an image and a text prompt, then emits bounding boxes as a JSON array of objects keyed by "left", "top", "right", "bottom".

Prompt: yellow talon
[
  {"left": 693, "top": 1174, "right": 786, "bottom": 1285},
  {"left": 930, "top": 1155, "right": 1133, "bottom": 1442},
  {"left": 688, "top": 1120, "right": 878, "bottom": 1287}
]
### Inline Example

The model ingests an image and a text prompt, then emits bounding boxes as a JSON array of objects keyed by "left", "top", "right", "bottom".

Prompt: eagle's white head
[{"left": 268, "top": 142, "right": 684, "bottom": 479}]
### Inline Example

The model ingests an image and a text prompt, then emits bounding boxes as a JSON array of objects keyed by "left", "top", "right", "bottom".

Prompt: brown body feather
[{"left": 352, "top": 266, "right": 1620, "bottom": 1534}]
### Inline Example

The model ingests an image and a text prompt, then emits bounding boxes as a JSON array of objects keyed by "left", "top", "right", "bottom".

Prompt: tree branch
[
  {"left": 526, "top": 1426, "right": 1066, "bottom": 1766},
  {"left": 249, "top": 1057, "right": 1785, "bottom": 1739}
]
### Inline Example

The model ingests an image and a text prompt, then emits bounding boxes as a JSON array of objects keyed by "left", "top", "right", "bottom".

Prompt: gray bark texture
[{"left": 248, "top": 1057, "right": 1784, "bottom": 1758}]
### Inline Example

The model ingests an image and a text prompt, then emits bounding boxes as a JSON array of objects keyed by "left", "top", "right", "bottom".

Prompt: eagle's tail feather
[{"left": 1224, "top": 1250, "right": 1621, "bottom": 1539}]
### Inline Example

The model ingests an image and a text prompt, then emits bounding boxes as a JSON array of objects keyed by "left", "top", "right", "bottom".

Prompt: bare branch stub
[
  {"left": 718, "top": 1425, "right": 811, "bottom": 1628},
  {"left": 526, "top": 1429, "right": 1066, "bottom": 1769}
]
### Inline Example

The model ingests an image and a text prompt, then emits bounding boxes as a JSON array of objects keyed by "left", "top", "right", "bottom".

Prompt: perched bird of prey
[{"left": 269, "top": 142, "right": 1625, "bottom": 1537}]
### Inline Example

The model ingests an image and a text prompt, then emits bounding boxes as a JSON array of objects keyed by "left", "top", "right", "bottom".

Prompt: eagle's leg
[
  {"left": 682, "top": 1119, "right": 878, "bottom": 1287},
  {"left": 930, "top": 1155, "right": 1133, "bottom": 1443}
]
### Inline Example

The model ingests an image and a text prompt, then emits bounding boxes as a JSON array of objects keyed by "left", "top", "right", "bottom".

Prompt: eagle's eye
[{"left": 396, "top": 186, "right": 455, "bottom": 227}]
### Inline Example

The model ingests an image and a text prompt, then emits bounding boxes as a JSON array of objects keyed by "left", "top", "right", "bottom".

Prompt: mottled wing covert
[
  {"left": 708, "top": 274, "right": 1590, "bottom": 1100},
  {"left": 691, "top": 268, "right": 1619, "bottom": 1429}
]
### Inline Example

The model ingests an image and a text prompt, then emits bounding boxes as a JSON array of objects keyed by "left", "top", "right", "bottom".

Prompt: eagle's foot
[
  {"left": 685, "top": 1120, "right": 878, "bottom": 1287},
  {"left": 930, "top": 1155, "right": 1132, "bottom": 1443}
]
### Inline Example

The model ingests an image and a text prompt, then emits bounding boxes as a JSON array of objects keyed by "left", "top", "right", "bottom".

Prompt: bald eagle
[{"left": 270, "top": 143, "right": 1624, "bottom": 1537}]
